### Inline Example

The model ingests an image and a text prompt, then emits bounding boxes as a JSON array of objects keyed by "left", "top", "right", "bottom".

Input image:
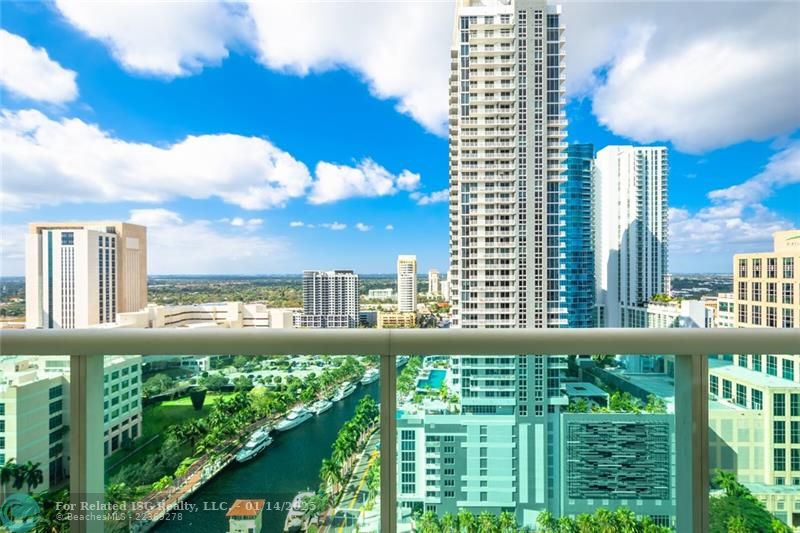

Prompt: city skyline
[{"left": 1, "top": 1, "right": 799, "bottom": 276}]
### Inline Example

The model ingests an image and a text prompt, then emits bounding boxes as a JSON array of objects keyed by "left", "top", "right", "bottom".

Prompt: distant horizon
[{"left": 0, "top": 272, "right": 735, "bottom": 280}]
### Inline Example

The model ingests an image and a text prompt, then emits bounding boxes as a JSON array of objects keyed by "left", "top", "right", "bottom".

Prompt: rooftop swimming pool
[{"left": 417, "top": 369, "right": 446, "bottom": 390}]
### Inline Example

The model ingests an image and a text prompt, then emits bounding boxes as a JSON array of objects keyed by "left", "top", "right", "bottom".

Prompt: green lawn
[{"left": 105, "top": 392, "right": 236, "bottom": 477}]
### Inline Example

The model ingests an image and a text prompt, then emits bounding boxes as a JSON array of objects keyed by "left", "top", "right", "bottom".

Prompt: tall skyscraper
[
  {"left": 298, "top": 270, "right": 359, "bottom": 328},
  {"left": 449, "top": 1, "right": 567, "bottom": 331},
  {"left": 25, "top": 222, "right": 147, "bottom": 329},
  {"left": 564, "top": 143, "right": 595, "bottom": 328},
  {"left": 428, "top": 268, "right": 441, "bottom": 297},
  {"left": 594, "top": 146, "right": 668, "bottom": 327},
  {"left": 396, "top": 1, "right": 569, "bottom": 526},
  {"left": 397, "top": 255, "right": 418, "bottom": 312}
]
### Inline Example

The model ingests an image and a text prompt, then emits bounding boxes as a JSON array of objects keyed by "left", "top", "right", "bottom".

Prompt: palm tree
[
  {"left": 21, "top": 461, "right": 44, "bottom": 493},
  {"left": 1, "top": 458, "right": 19, "bottom": 501},
  {"left": 536, "top": 511, "right": 558, "bottom": 533},
  {"left": 458, "top": 509, "right": 476, "bottom": 533},
  {"left": 497, "top": 511, "right": 517, "bottom": 533},
  {"left": 440, "top": 512, "right": 458, "bottom": 533},
  {"left": 320, "top": 458, "right": 341, "bottom": 496},
  {"left": 416, "top": 511, "right": 440, "bottom": 533},
  {"left": 557, "top": 516, "right": 577, "bottom": 533},
  {"left": 573, "top": 513, "right": 594, "bottom": 533},
  {"left": 613, "top": 508, "right": 637, "bottom": 533},
  {"left": 477, "top": 512, "right": 496, "bottom": 533}
]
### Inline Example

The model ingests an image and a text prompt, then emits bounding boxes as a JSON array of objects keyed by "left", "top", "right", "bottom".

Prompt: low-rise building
[
  {"left": 716, "top": 292, "right": 736, "bottom": 328},
  {"left": 117, "top": 302, "right": 295, "bottom": 329},
  {"left": 226, "top": 499, "right": 264, "bottom": 533},
  {"left": 377, "top": 311, "right": 417, "bottom": 329},
  {"left": 619, "top": 299, "right": 710, "bottom": 374},
  {"left": 367, "top": 288, "right": 394, "bottom": 300}
]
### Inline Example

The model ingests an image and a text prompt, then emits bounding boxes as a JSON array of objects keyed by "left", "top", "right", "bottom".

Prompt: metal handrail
[
  {"left": 3, "top": 327, "right": 796, "bottom": 533},
  {"left": 2, "top": 327, "right": 797, "bottom": 356}
]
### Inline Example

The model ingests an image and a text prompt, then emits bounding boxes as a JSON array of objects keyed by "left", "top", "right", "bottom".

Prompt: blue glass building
[{"left": 564, "top": 143, "right": 596, "bottom": 328}]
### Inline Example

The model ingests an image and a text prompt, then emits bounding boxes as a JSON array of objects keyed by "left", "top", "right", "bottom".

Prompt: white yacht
[
  {"left": 396, "top": 355, "right": 410, "bottom": 368},
  {"left": 332, "top": 381, "right": 357, "bottom": 401},
  {"left": 235, "top": 427, "right": 273, "bottom": 463},
  {"left": 360, "top": 368, "right": 379, "bottom": 385},
  {"left": 275, "top": 407, "right": 313, "bottom": 432},
  {"left": 311, "top": 399, "right": 333, "bottom": 415}
]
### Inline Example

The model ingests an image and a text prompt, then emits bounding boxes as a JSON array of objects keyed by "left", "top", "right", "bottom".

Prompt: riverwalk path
[{"left": 326, "top": 431, "right": 381, "bottom": 532}]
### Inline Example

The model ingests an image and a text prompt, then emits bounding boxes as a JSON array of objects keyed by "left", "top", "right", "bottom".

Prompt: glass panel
[
  {"left": 116, "top": 354, "right": 381, "bottom": 533},
  {"left": 708, "top": 352, "right": 800, "bottom": 530},
  {"left": 0, "top": 353, "right": 379, "bottom": 531},
  {"left": 396, "top": 354, "right": 676, "bottom": 531}
]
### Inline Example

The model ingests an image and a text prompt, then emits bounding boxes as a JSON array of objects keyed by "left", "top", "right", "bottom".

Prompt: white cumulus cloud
[
  {"left": 245, "top": 1, "right": 451, "bottom": 134},
  {"left": 669, "top": 144, "right": 799, "bottom": 270},
  {"left": 0, "top": 30, "right": 78, "bottom": 103},
  {"left": 54, "top": 1, "right": 251, "bottom": 78},
  {"left": 309, "top": 159, "right": 420, "bottom": 205},
  {"left": 0, "top": 109, "right": 426, "bottom": 210},
  {"left": 708, "top": 142, "right": 800, "bottom": 204},
  {"left": 320, "top": 222, "right": 347, "bottom": 231},
  {"left": 411, "top": 189, "right": 449, "bottom": 206},
  {"left": 564, "top": 1, "right": 800, "bottom": 153},
  {"left": 385, "top": 224, "right": 394, "bottom": 231},
  {"left": 355, "top": 222, "right": 372, "bottom": 232},
  {"left": 0, "top": 108, "right": 311, "bottom": 210}
]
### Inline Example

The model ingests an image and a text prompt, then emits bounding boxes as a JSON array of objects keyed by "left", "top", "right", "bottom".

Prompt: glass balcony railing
[{"left": 1, "top": 328, "right": 797, "bottom": 533}]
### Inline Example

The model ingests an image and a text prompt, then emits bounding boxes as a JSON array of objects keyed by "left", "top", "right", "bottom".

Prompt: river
[{"left": 154, "top": 379, "right": 380, "bottom": 533}]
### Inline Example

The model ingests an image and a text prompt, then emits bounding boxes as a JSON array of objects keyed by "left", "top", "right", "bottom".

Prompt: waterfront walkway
[{"left": 328, "top": 431, "right": 381, "bottom": 532}]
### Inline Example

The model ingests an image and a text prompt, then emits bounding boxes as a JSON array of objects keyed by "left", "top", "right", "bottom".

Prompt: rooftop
[
  {"left": 564, "top": 382, "right": 608, "bottom": 398},
  {"left": 226, "top": 499, "right": 265, "bottom": 518},
  {"left": 709, "top": 359, "right": 800, "bottom": 390}
]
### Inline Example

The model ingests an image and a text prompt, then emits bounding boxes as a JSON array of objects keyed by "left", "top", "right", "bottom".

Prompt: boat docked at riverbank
[
  {"left": 310, "top": 399, "right": 333, "bottom": 415},
  {"left": 396, "top": 355, "right": 410, "bottom": 367},
  {"left": 235, "top": 427, "right": 273, "bottom": 463},
  {"left": 275, "top": 407, "right": 313, "bottom": 432},
  {"left": 283, "top": 491, "right": 315, "bottom": 532},
  {"left": 332, "top": 381, "right": 357, "bottom": 401},
  {"left": 360, "top": 368, "right": 379, "bottom": 384}
]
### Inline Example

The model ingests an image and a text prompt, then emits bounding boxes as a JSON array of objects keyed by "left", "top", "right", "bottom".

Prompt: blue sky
[{"left": 1, "top": 1, "right": 798, "bottom": 275}]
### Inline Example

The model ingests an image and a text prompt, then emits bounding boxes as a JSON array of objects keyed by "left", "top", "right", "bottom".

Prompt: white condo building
[
  {"left": 397, "top": 1, "right": 569, "bottom": 527},
  {"left": 397, "top": 255, "right": 418, "bottom": 312},
  {"left": 298, "top": 270, "right": 359, "bottom": 328},
  {"left": 25, "top": 222, "right": 147, "bottom": 329},
  {"left": 594, "top": 146, "right": 669, "bottom": 327}
]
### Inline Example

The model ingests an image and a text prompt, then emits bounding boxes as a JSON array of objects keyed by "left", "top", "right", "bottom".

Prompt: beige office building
[
  {"left": 397, "top": 255, "right": 417, "bottom": 313},
  {"left": 708, "top": 230, "right": 800, "bottom": 526},
  {"left": 25, "top": 222, "right": 147, "bottom": 329},
  {"left": 734, "top": 230, "right": 799, "bottom": 332},
  {"left": 377, "top": 311, "right": 417, "bottom": 329}
]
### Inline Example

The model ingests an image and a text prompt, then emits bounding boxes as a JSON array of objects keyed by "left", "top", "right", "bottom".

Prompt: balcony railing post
[
  {"left": 69, "top": 354, "right": 105, "bottom": 533},
  {"left": 674, "top": 353, "right": 709, "bottom": 533},
  {"left": 379, "top": 348, "right": 398, "bottom": 533}
]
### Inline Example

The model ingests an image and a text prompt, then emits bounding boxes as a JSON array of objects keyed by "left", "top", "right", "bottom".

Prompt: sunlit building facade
[
  {"left": 594, "top": 147, "right": 668, "bottom": 327},
  {"left": 25, "top": 222, "right": 147, "bottom": 329},
  {"left": 399, "top": 1, "right": 569, "bottom": 527}
]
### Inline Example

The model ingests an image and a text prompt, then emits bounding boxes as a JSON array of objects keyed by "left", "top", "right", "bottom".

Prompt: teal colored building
[{"left": 564, "top": 143, "right": 596, "bottom": 328}]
